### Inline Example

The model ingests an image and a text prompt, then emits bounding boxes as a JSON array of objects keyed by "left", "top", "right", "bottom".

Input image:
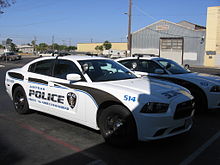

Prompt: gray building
[{"left": 132, "top": 20, "right": 206, "bottom": 66}]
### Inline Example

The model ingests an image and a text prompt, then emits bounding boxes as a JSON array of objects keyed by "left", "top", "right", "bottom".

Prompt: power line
[{"left": 133, "top": 5, "right": 157, "bottom": 21}]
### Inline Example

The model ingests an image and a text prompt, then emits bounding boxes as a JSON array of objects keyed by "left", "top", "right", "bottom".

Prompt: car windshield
[
  {"left": 157, "top": 59, "right": 190, "bottom": 74},
  {"left": 78, "top": 59, "right": 137, "bottom": 82}
]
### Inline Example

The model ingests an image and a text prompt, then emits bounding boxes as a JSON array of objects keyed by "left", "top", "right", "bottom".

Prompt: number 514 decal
[{"left": 124, "top": 95, "right": 136, "bottom": 102}]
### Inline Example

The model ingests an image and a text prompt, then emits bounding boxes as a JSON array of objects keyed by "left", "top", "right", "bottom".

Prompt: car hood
[{"left": 94, "top": 78, "right": 192, "bottom": 102}]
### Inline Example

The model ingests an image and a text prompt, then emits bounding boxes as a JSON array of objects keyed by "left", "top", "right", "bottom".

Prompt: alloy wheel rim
[{"left": 14, "top": 91, "right": 25, "bottom": 110}]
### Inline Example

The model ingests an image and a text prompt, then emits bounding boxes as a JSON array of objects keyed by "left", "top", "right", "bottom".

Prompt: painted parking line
[
  {"left": 0, "top": 114, "right": 105, "bottom": 164},
  {"left": 0, "top": 65, "right": 5, "bottom": 68},
  {"left": 180, "top": 131, "right": 220, "bottom": 165}
]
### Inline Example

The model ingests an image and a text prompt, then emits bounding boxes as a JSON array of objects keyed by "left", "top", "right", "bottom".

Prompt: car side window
[
  {"left": 119, "top": 60, "right": 137, "bottom": 70},
  {"left": 28, "top": 63, "right": 36, "bottom": 72},
  {"left": 138, "top": 60, "right": 164, "bottom": 73},
  {"left": 53, "top": 59, "right": 82, "bottom": 79},
  {"left": 28, "top": 60, "right": 54, "bottom": 76}
]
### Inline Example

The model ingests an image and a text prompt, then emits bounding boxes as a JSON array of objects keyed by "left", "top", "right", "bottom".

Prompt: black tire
[
  {"left": 13, "top": 86, "right": 31, "bottom": 114},
  {"left": 189, "top": 88, "right": 207, "bottom": 114},
  {"left": 98, "top": 105, "right": 137, "bottom": 146}
]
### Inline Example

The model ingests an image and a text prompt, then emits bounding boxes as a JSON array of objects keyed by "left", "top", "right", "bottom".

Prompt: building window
[{"left": 161, "top": 38, "right": 183, "bottom": 50}]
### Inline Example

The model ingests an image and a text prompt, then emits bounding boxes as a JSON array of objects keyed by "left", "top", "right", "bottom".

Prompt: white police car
[
  {"left": 5, "top": 55, "right": 194, "bottom": 146},
  {"left": 116, "top": 56, "right": 220, "bottom": 113}
]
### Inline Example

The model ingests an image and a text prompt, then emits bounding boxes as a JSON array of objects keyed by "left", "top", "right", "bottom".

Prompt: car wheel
[
  {"left": 189, "top": 88, "right": 207, "bottom": 114},
  {"left": 13, "top": 86, "right": 31, "bottom": 114},
  {"left": 98, "top": 105, "right": 137, "bottom": 146}
]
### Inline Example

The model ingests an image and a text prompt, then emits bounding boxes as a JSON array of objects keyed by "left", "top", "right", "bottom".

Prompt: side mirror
[
  {"left": 66, "top": 74, "right": 81, "bottom": 82},
  {"left": 154, "top": 68, "right": 165, "bottom": 74}
]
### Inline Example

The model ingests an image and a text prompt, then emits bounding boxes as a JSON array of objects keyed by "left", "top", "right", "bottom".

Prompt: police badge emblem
[{"left": 67, "top": 92, "right": 77, "bottom": 109}]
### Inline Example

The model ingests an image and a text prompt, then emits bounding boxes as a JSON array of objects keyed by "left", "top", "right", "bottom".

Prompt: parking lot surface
[{"left": 0, "top": 57, "right": 220, "bottom": 165}]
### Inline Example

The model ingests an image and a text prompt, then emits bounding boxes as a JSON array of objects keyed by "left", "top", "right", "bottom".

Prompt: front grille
[{"left": 174, "top": 100, "right": 194, "bottom": 120}]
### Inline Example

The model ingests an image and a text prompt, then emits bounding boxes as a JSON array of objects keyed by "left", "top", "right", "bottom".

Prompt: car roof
[
  {"left": 60, "top": 55, "right": 108, "bottom": 61},
  {"left": 22, "top": 55, "right": 110, "bottom": 70},
  {"left": 116, "top": 56, "right": 165, "bottom": 61},
  {"left": 34, "top": 55, "right": 108, "bottom": 61}
]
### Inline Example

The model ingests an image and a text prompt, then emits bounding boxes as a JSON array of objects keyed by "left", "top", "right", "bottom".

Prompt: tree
[
  {"left": 95, "top": 45, "right": 103, "bottom": 52},
  {"left": 10, "top": 42, "right": 17, "bottom": 52},
  {"left": 67, "top": 46, "right": 77, "bottom": 51},
  {"left": 0, "top": 44, "right": 4, "bottom": 49},
  {"left": 36, "top": 43, "right": 48, "bottom": 51},
  {"left": 59, "top": 45, "right": 68, "bottom": 51},
  {"left": 0, "top": 0, "right": 15, "bottom": 14},
  {"left": 51, "top": 43, "right": 60, "bottom": 51},
  {"left": 31, "top": 40, "right": 36, "bottom": 46},
  {"left": 103, "top": 40, "right": 112, "bottom": 50},
  {"left": 95, "top": 45, "right": 99, "bottom": 52}
]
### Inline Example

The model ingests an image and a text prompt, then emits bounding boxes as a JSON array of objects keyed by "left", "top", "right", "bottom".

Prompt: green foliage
[
  {"left": 0, "top": 44, "right": 4, "bottom": 49},
  {"left": 103, "top": 40, "right": 112, "bottom": 50},
  {"left": 95, "top": 45, "right": 103, "bottom": 51},
  {"left": 36, "top": 42, "right": 77, "bottom": 52},
  {"left": 51, "top": 43, "right": 60, "bottom": 50},
  {"left": 36, "top": 43, "right": 48, "bottom": 51},
  {"left": 10, "top": 43, "right": 18, "bottom": 52},
  {"left": 67, "top": 46, "right": 77, "bottom": 51},
  {"left": 0, "top": 0, "right": 15, "bottom": 14},
  {"left": 31, "top": 40, "right": 36, "bottom": 46}
]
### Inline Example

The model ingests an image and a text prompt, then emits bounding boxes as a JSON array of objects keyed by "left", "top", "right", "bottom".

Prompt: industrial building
[
  {"left": 131, "top": 20, "right": 206, "bottom": 66},
  {"left": 204, "top": 6, "right": 220, "bottom": 67}
]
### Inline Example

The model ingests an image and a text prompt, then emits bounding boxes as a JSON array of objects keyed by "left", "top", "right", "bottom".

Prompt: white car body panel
[
  {"left": 116, "top": 57, "right": 220, "bottom": 110},
  {"left": 159, "top": 73, "right": 220, "bottom": 109},
  {"left": 5, "top": 56, "right": 195, "bottom": 141}
]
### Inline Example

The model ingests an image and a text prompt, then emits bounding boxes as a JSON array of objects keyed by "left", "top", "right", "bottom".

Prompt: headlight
[
  {"left": 210, "top": 85, "right": 220, "bottom": 92},
  {"left": 141, "top": 102, "right": 169, "bottom": 113}
]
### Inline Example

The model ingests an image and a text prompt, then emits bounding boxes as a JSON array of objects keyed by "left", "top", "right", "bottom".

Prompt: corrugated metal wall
[{"left": 132, "top": 20, "right": 206, "bottom": 66}]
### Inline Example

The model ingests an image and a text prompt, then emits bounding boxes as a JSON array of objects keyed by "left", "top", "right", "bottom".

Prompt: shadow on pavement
[
  {"left": 45, "top": 110, "right": 220, "bottom": 165},
  {"left": 0, "top": 137, "right": 25, "bottom": 165}
]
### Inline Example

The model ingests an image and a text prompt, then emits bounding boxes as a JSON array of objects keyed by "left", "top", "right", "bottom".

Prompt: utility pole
[
  {"left": 127, "top": 0, "right": 132, "bottom": 56},
  {"left": 33, "top": 36, "right": 37, "bottom": 55},
  {"left": 52, "top": 35, "right": 54, "bottom": 52}
]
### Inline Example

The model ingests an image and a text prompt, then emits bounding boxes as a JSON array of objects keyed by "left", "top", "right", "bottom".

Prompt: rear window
[{"left": 28, "top": 60, "right": 54, "bottom": 76}]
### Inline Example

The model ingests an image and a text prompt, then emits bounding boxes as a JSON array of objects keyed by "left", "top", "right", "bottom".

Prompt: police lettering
[{"left": 29, "top": 90, "right": 64, "bottom": 104}]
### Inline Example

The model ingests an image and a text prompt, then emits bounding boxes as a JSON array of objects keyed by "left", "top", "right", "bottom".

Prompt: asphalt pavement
[{"left": 0, "top": 57, "right": 220, "bottom": 165}]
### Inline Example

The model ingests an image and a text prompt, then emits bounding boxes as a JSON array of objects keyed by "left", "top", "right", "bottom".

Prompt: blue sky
[{"left": 0, "top": 0, "right": 219, "bottom": 45}]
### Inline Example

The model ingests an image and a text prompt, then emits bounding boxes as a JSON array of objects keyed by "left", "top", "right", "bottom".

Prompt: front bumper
[{"left": 133, "top": 98, "right": 194, "bottom": 141}]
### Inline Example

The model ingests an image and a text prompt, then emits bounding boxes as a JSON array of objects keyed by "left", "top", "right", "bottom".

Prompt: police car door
[
  {"left": 46, "top": 59, "right": 87, "bottom": 123},
  {"left": 26, "top": 59, "right": 55, "bottom": 111}
]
